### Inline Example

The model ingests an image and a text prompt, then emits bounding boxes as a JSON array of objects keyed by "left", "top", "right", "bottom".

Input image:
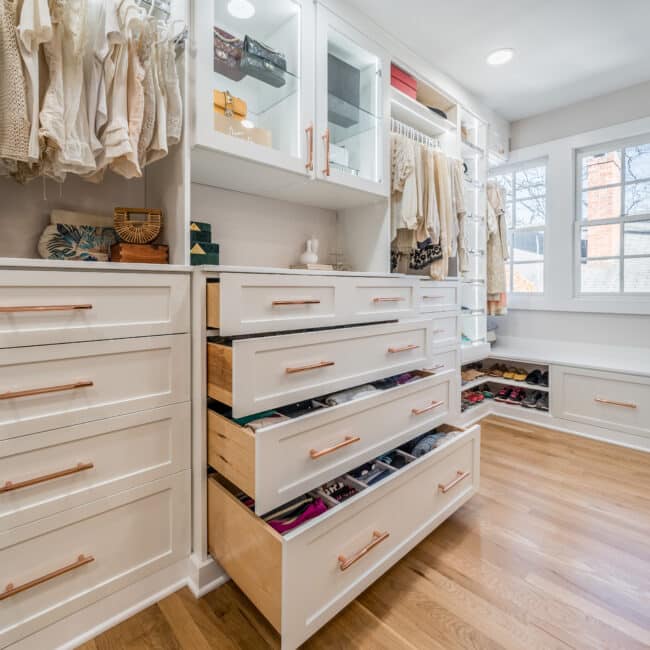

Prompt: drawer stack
[
  {"left": 205, "top": 271, "right": 478, "bottom": 650},
  {"left": 0, "top": 269, "right": 191, "bottom": 648}
]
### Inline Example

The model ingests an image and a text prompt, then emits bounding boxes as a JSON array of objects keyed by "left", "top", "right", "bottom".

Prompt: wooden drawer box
[
  {"left": 208, "top": 369, "right": 453, "bottom": 514},
  {"left": 551, "top": 365, "right": 650, "bottom": 439},
  {"left": 0, "top": 403, "right": 190, "bottom": 530},
  {"left": 208, "top": 424, "right": 480, "bottom": 650},
  {"left": 0, "top": 335, "right": 190, "bottom": 440},
  {"left": 207, "top": 273, "right": 417, "bottom": 336},
  {"left": 0, "top": 270, "right": 189, "bottom": 348},
  {"left": 0, "top": 472, "right": 189, "bottom": 648},
  {"left": 431, "top": 314, "right": 458, "bottom": 348},
  {"left": 207, "top": 320, "right": 433, "bottom": 418},
  {"left": 418, "top": 281, "right": 459, "bottom": 314}
]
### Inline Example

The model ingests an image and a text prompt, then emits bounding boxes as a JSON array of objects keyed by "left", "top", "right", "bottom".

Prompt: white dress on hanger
[
  {"left": 163, "top": 38, "right": 182, "bottom": 145},
  {"left": 146, "top": 35, "right": 168, "bottom": 164}
]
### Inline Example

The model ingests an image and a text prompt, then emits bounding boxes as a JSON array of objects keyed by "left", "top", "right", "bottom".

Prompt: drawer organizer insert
[
  {"left": 208, "top": 368, "right": 453, "bottom": 514},
  {"left": 208, "top": 424, "right": 480, "bottom": 646}
]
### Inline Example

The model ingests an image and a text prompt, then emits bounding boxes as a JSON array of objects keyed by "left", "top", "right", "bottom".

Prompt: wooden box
[{"left": 110, "top": 243, "right": 169, "bottom": 264}]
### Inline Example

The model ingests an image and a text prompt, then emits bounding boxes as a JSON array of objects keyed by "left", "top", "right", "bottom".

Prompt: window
[
  {"left": 490, "top": 161, "right": 547, "bottom": 294},
  {"left": 577, "top": 136, "right": 650, "bottom": 294}
]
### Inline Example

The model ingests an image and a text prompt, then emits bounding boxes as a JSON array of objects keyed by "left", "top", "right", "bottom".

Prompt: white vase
[{"left": 299, "top": 239, "right": 319, "bottom": 265}]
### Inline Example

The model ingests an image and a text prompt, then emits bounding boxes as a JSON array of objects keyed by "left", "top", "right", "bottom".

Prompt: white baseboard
[{"left": 186, "top": 553, "right": 229, "bottom": 598}]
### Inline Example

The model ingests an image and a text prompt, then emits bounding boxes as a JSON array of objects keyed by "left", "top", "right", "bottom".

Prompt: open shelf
[
  {"left": 462, "top": 375, "right": 549, "bottom": 393},
  {"left": 329, "top": 93, "right": 381, "bottom": 143},
  {"left": 390, "top": 87, "right": 456, "bottom": 138},
  {"left": 461, "top": 140, "right": 485, "bottom": 158}
]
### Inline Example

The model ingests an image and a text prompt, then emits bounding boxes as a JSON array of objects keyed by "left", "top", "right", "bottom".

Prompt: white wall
[
  {"left": 511, "top": 81, "right": 650, "bottom": 150},
  {"left": 191, "top": 183, "right": 338, "bottom": 268}
]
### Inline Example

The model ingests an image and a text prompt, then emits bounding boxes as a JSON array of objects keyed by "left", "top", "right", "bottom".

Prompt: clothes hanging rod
[{"left": 391, "top": 118, "right": 440, "bottom": 149}]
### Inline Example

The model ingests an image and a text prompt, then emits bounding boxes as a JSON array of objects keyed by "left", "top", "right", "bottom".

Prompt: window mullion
[{"left": 620, "top": 146, "right": 626, "bottom": 292}]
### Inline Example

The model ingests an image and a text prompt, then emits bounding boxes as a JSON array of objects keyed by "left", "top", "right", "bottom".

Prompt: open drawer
[
  {"left": 208, "top": 320, "right": 433, "bottom": 418},
  {"left": 207, "top": 273, "right": 418, "bottom": 336},
  {"left": 208, "top": 369, "right": 454, "bottom": 514},
  {"left": 208, "top": 423, "right": 480, "bottom": 650}
]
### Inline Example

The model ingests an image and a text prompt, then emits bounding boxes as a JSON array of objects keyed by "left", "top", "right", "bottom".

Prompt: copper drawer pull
[
  {"left": 433, "top": 329, "right": 446, "bottom": 334},
  {"left": 373, "top": 297, "right": 405, "bottom": 303},
  {"left": 305, "top": 123, "right": 314, "bottom": 171},
  {"left": 0, "top": 380, "right": 93, "bottom": 401},
  {"left": 0, "top": 304, "right": 92, "bottom": 313},
  {"left": 322, "top": 128, "right": 331, "bottom": 176},
  {"left": 272, "top": 299, "right": 321, "bottom": 306},
  {"left": 1, "top": 462, "right": 94, "bottom": 494},
  {"left": 310, "top": 435, "right": 361, "bottom": 459},
  {"left": 412, "top": 400, "right": 445, "bottom": 416},
  {"left": 286, "top": 361, "right": 335, "bottom": 374},
  {"left": 388, "top": 344, "right": 420, "bottom": 354},
  {"left": 438, "top": 470, "right": 471, "bottom": 494},
  {"left": 430, "top": 363, "right": 446, "bottom": 371},
  {"left": 594, "top": 397, "right": 637, "bottom": 409},
  {"left": 338, "top": 531, "right": 389, "bottom": 571},
  {"left": 422, "top": 295, "right": 444, "bottom": 300},
  {"left": 0, "top": 554, "right": 94, "bottom": 601}
]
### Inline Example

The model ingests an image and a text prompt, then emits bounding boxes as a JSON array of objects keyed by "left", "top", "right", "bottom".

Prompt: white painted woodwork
[
  {"left": 418, "top": 281, "right": 461, "bottom": 314},
  {"left": 431, "top": 314, "right": 459, "bottom": 349}
]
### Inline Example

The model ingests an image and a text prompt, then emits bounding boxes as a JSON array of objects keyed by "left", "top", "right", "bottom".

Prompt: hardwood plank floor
[{"left": 81, "top": 418, "right": 650, "bottom": 650}]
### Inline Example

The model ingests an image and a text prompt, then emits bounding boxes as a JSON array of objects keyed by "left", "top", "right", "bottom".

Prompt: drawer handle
[
  {"left": 412, "top": 400, "right": 445, "bottom": 416},
  {"left": 0, "top": 304, "right": 93, "bottom": 313},
  {"left": 438, "top": 470, "right": 471, "bottom": 494},
  {"left": 430, "top": 363, "right": 445, "bottom": 371},
  {"left": 0, "top": 380, "right": 93, "bottom": 401},
  {"left": 422, "top": 295, "right": 444, "bottom": 300},
  {"left": 594, "top": 397, "right": 637, "bottom": 409},
  {"left": 338, "top": 531, "right": 390, "bottom": 571},
  {"left": 0, "top": 554, "right": 94, "bottom": 602},
  {"left": 1, "top": 462, "right": 94, "bottom": 494},
  {"left": 310, "top": 435, "right": 361, "bottom": 459},
  {"left": 286, "top": 361, "right": 335, "bottom": 374},
  {"left": 388, "top": 344, "right": 420, "bottom": 354},
  {"left": 433, "top": 329, "right": 446, "bottom": 335},
  {"left": 373, "top": 297, "right": 405, "bottom": 303},
  {"left": 272, "top": 299, "right": 321, "bottom": 306}
]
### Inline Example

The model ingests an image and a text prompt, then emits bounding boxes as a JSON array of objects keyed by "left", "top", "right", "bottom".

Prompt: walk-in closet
[{"left": 1, "top": 1, "right": 648, "bottom": 649}]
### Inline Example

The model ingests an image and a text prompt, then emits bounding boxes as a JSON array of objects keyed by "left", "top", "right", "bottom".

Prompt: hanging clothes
[
  {"left": 486, "top": 181, "right": 509, "bottom": 315},
  {"left": 451, "top": 159, "right": 469, "bottom": 273},
  {"left": 429, "top": 151, "right": 453, "bottom": 280},
  {"left": 390, "top": 133, "right": 418, "bottom": 242}
]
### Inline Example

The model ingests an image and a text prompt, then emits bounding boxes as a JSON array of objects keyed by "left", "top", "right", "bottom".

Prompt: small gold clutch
[{"left": 113, "top": 208, "right": 162, "bottom": 244}]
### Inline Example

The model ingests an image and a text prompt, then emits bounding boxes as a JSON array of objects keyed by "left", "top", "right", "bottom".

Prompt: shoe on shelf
[
  {"left": 479, "top": 384, "right": 494, "bottom": 399},
  {"left": 506, "top": 388, "right": 526, "bottom": 405},
  {"left": 487, "top": 363, "right": 506, "bottom": 377},
  {"left": 525, "top": 369, "right": 542, "bottom": 385},
  {"left": 502, "top": 367, "right": 517, "bottom": 380},
  {"left": 539, "top": 371, "right": 549, "bottom": 387},
  {"left": 494, "top": 386, "right": 511, "bottom": 402},
  {"left": 512, "top": 368, "right": 528, "bottom": 382},
  {"left": 523, "top": 390, "right": 542, "bottom": 408},
  {"left": 536, "top": 393, "right": 549, "bottom": 411}
]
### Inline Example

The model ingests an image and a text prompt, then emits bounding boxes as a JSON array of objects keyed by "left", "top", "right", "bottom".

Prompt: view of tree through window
[
  {"left": 578, "top": 138, "right": 650, "bottom": 293},
  {"left": 490, "top": 163, "right": 546, "bottom": 293}
]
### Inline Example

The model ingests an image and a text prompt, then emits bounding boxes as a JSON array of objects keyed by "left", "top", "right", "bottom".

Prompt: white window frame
[
  {"left": 490, "top": 158, "right": 547, "bottom": 296},
  {"left": 575, "top": 134, "right": 650, "bottom": 298}
]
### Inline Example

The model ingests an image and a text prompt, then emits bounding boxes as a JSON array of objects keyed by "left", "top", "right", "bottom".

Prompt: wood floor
[{"left": 80, "top": 417, "right": 650, "bottom": 650}]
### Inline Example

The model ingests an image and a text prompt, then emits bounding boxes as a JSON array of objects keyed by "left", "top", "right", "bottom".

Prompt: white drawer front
[
  {"left": 432, "top": 315, "right": 458, "bottom": 348},
  {"left": 232, "top": 320, "right": 433, "bottom": 417},
  {"left": 463, "top": 254, "right": 486, "bottom": 282},
  {"left": 254, "top": 371, "right": 453, "bottom": 514},
  {"left": 0, "top": 271, "right": 189, "bottom": 348},
  {"left": 0, "top": 472, "right": 189, "bottom": 647},
  {"left": 283, "top": 426, "right": 480, "bottom": 649},
  {"left": 418, "top": 283, "right": 459, "bottom": 314},
  {"left": 430, "top": 348, "right": 458, "bottom": 375},
  {"left": 217, "top": 274, "right": 339, "bottom": 336},
  {"left": 349, "top": 278, "right": 416, "bottom": 321},
  {"left": 0, "top": 335, "right": 190, "bottom": 440},
  {"left": 552, "top": 366, "right": 650, "bottom": 438},
  {"left": 465, "top": 219, "right": 486, "bottom": 252},
  {"left": 461, "top": 283, "right": 486, "bottom": 311},
  {"left": 0, "top": 404, "right": 190, "bottom": 530},
  {"left": 460, "top": 313, "right": 487, "bottom": 343}
]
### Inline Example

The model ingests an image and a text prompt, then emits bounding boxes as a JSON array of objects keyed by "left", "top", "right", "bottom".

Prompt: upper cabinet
[{"left": 191, "top": 1, "right": 389, "bottom": 209}]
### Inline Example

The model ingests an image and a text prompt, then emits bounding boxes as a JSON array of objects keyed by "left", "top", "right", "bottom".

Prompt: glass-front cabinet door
[
  {"left": 315, "top": 5, "right": 389, "bottom": 197},
  {"left": 194, "top": 0, "right": 315, "bottom": 175}
]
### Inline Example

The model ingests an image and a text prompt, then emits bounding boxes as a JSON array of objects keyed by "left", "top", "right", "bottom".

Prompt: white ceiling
[{"left": 346, "top": 0, "right": 650, "bottom": 122}]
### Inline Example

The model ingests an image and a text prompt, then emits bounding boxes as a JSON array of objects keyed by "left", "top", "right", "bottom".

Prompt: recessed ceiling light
[
  {"left": 228, "top": 0, "right": 255, "bottom": 19},
  {"left": 486, "top": 48, "right": 514, "bottom": 66},
  {"left": 241, "top": 119, "right": 255, "bottom": 129}
]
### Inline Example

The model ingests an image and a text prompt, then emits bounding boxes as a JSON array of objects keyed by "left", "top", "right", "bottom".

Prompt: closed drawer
[
  {"left": 464, "top": 219, "right": 486, "bottom": 252},
  {"left": 418, "top": 281, "right": 459, "bottom": 314},
  {"left": 0, "top": 472, "right": 189, "bottom": 647},
  {"left": 209, "top": 273, "right": 418, "bottom": 336},
  {"left": 551, "top": 366, "right": 650, "bottom": 438},
  {"left": 0, "top": 270, "right": 189, "bottom": 348},
  {"left": 0, "top": 335, "right": 190, "bottom": 440},
  {"left": 431, "top": 315, "right": 458, "bottom": 348},
  {"left": 208, "top": 320, "right": 433, "bottom": 418},
  {"left": 208, "top": 424, "right": 480, "bottom": 649},
  {"left": 430, "top": 348, "right": 458, "bottom": 375},
  {"left": 461, "top": 313, "right": 487, "bottom": 343},
  {"left": 461, "top": 283, "right": 486, "bottom": 311},
  {"left": 208, "top": 369, "right": 453, "bottom": 514},
  {"left": 0, "top": 403, "right": 190, "bottom": 530},
  {"left": 462, "top": 254, "right": 486, "bottom": 281}
]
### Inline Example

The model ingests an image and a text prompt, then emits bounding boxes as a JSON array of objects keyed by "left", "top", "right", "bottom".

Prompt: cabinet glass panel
[
  {"left": 326, "top": 27, "right": 382, "bottom": 183},
  {"left": 212, "top": 1, "right": 302, "bottom": 158}
]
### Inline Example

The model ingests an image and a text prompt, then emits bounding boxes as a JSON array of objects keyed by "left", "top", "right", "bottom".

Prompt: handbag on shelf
[
  {"left": 213, "top": 26, "right": 245, "bottom": 81},
  {"left": 213, "top": 90, "right": 247, "bottom": 121},
  {"left": 409, "top": 238, "right": 443, "bottom": 270},
  {"left": 241, "top": 35, "right": 287, "bottom": 88}
]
